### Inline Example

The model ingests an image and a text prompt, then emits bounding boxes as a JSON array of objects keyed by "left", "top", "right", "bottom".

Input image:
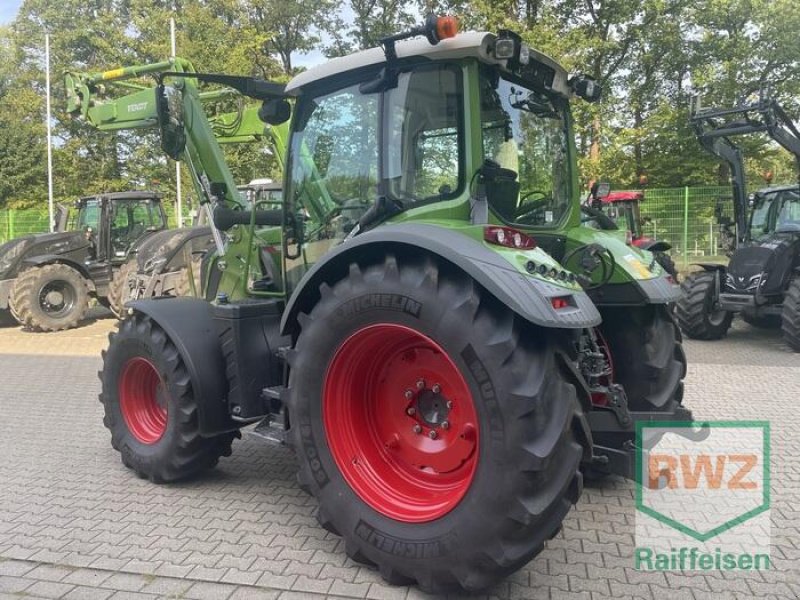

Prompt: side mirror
[
  {"left": 156, "top": 84, "right": 186, "bottom": 161},
  {"left": 591, "top": 181, "right": 611, "bottom": 199},
  {"left": 570, "top": 75, "right": 603, "bottom": 103},
  {"left": 259, "top": 98, "right": 291, "bottom": 125},
  {"left": 54, "top": 204, "right": 69, "bottom": 232},
  {"left": 589, "top": 181, "right": 610, "bottom": 211}
]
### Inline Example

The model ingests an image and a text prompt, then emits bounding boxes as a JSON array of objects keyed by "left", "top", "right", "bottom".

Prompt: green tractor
[{"left": 96, "top": 17, "right": 688, "bottom": 592}]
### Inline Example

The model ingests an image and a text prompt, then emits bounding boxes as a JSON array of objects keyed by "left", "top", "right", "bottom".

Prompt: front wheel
[
  {"left": 599, "top": 304, "right": 686, "bottom": 412},
  {"left": 287, "top": 255, "right": 588, "bottom": 592},
  {"left": 108, "top": 260, "right": 138, "bottom": 318},
  {"left": 782, "top": 278, "right": 800, "bottom": 352},
  {"left": 675, "top": 271, "right": 733, "bottom": 340},
  {"left": 10, "top": 264, "right": 89, "bottom": 332},
  {"left": 741, "top": 311, "right": 781, "bottom": 329},
  {"left": 99, "top": 313, "right": 237, "bottom": 482}
]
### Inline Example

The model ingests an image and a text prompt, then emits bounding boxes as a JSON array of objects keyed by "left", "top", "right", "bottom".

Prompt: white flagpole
[
  {"left": 170, "top": 17, "right": 182, "bottom": 227},
  {"left": 45, "top": 33, "right": 55, "bottom": 232}
]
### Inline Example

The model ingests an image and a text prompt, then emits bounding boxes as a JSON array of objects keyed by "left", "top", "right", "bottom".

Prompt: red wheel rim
[
  {"left": 119, "top": 357, "right": 168, "bottom": 444},
  {"left": 323, "top": 323, "right": 479, "bottom": 522}
]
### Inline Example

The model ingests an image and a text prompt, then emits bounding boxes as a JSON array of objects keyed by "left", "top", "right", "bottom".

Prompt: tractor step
[{"left": 251, "top": 416, "right": 287, "bottom": 445}]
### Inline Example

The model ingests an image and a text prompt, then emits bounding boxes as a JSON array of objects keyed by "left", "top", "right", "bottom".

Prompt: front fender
[
  {"left": 281, "top": 223, "right": 601, "bottom": 336},
  {"left": 21, "top": 255, "right": 91, "bottom": 280},
  {"left": 637, "top": 240, "right": 672, "bottom": 253},
  {"left": 127, "top": 297, "right": 237, "bottom": 437},
  {"left": 693, "top": 263, "right": 727, "bottom": 273}
]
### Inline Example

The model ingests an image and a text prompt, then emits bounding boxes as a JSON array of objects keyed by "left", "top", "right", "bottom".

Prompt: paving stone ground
[{"left": 0, "top": 314, "right": 798, "bottom": 599}]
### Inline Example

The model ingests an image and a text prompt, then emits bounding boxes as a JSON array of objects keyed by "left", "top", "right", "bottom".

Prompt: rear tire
[
  {"left": 782, "top": 278, "right": 800, "bottom": 352},
  {"left": 287, "top": 255, "right": 590, "bottom": 592},
  {"left": 174, "top": 256, "right": 203, "bottom": 298},
  {"left": 675, "top": 271, "right": 733, "bottom": 340},
  {"left": 741, "top": 311, "right": 781, "bottom": 329},
  {"left": 11, "top": 264, "right": 89, "bottom": 332},
  {"left": 99, "top": 313, "right": 237, "bottom": 482},
  {"left": 108, "top": 260, "right": 138, "bottom": 318}
]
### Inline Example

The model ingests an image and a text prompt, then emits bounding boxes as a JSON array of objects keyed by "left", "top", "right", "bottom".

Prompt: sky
[
  {"left": 0, "top": 0, "right": 328, "bottom": 67},
  {"left": 0, "top": 0, "right": 22, "bottom": 25}
]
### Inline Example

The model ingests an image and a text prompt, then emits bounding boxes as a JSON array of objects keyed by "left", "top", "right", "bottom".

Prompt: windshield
[
  {"left": 76, "top": 199, "right": 100, "bottom": 231},
  {"left": 480, "top": 71, "right": 571, "bottom": 227},
  {"left": 776, "top": 189, "right": 800, "bottom": 231},
  {"left": 750, "top": 189, "right": 800, "bottom": 237}
]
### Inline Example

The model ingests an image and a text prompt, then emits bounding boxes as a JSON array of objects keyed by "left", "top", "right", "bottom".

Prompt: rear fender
[
  {"left": 127, "top": 297, "right": 237, "bottom": 436},
  {"left": 280, "top": 223, "right": 602, "bottom": 337}
]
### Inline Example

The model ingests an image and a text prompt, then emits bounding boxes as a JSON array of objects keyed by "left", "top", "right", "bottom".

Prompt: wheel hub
[
  {"left": 412, "top": 386, "right": 450, "bottom": 427},
  {"left": 45, "top": 290, "right": 64, "bottom": 306},
  {"left": 119, "top": 357, "right": 168, "bottom": 445},
  {"left": 323, "top": 323, "right": 479, "bottom": 523}
]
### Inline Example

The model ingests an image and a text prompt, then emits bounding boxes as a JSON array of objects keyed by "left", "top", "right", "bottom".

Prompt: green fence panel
[{"left": 0, "top": 209, "right": 50, "bottom": 244}]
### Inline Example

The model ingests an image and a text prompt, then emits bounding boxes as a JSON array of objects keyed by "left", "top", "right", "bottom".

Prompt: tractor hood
[
  {"left": 0, "top": 231, "right": 89, "bottom": 279},
  {"left": 725, "top": 234, "right": 800, "bottom": 296}
]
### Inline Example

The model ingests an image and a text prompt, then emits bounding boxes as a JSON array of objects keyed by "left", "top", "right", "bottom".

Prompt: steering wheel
[
  {"left": 562, "top": 243, "right": 616, "bottom": 289},
  {"left": 520, "top": 189, "right": 548, "bottom": 203},
  {"left": 580, "top": 204, "right": 618, "bottom": 230},
  {"left": 514, "top": 191, "right": 552, "bottom": 223}
]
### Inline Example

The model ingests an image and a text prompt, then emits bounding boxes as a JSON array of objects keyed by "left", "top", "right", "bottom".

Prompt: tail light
[
  {"left": 550, "top": 296, "right": 574, "bottom": 310},
  {"left": 484, "top": 226, "right": 537, "bottom": 249}
]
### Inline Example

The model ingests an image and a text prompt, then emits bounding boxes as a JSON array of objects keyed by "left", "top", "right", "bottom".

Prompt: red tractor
[{"left": 595, "top": 190, "right": 679, "bottom": 279}]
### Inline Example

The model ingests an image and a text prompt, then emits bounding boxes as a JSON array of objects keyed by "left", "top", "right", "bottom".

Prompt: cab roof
[
  {"left": 603, "top": 191, "right": 644, "bottom": 203},
  {"left": 79, "top": 191, "right": 162, "bottom": 202},
  {"left": 285, "top": 31, "right": 572, "bottom": 98}
]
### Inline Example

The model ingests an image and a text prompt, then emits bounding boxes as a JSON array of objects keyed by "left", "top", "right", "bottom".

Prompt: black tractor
[
  {"left": 0, "top": 192, "right": 167, "bottom": 331},
  {"left": 677, "top": 92, "right": 800, "bottom": 350}
]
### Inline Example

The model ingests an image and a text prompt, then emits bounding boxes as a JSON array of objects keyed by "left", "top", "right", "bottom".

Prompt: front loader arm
[{"left": 65, "top": 58, "right": 281, "bottom": 211}]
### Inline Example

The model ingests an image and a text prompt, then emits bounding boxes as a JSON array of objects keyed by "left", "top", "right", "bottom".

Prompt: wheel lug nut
[
  {"left": 412, "top": 424, "right": 422, "bottom": 434},
  {"left": 416, "top": 379, "right": 425, "bottom": 390},
  {"left": 432, "top": 383, "right": 441, "bottom": 394},
  {"left": 407, "top": 407, "right": 416, "bottom": 416},
  {"left": 441, "top": 420, "right": 450, "bottom": 430},
  {"left": 429, "top": 430, "right": 438, "bottom": 440},
  {"left": 404, "top": 389, "right": 413, "bottom": 399}
]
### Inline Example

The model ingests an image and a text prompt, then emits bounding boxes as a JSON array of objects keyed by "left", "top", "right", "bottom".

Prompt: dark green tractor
[
  {"left": 0, "top": 192, "right": 166, "bottom": 331},
  {"left": 96, "top": 17, "right": 688, "bottom": 592}
]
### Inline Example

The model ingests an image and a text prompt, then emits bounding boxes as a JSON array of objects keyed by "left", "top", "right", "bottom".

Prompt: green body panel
[{"left": 564, "top": 226, "right": 663, "bottom": 285}]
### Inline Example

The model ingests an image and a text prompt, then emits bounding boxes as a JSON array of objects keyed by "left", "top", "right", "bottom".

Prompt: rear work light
[{"left": 484, "top": 226, "right": 537, "bottom": 250}]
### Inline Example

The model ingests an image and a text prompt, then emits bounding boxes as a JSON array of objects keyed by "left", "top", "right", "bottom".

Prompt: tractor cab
[
  {"left": 70, "top": 192, "right": 167, "bottom": 264},
  {"left": 598, "top": 191, "right": 646, "bottom": 245}
]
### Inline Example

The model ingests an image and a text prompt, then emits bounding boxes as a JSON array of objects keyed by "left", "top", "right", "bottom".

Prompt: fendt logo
[{"left": 635, "top": 422, "right": 770, "bottom": 571}]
